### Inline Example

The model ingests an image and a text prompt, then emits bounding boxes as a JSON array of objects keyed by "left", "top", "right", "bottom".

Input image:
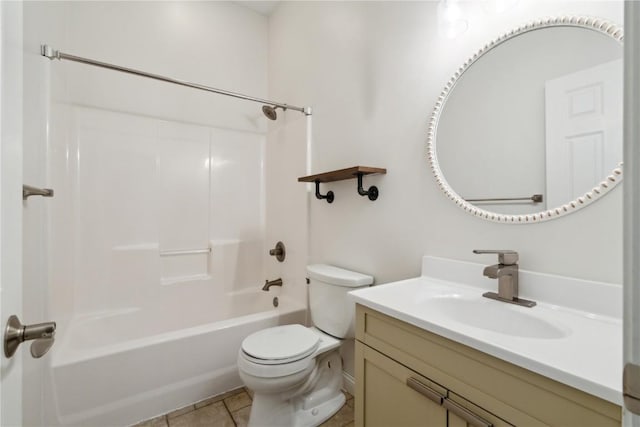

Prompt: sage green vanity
[
  {"left": 354, "top": 305, "right": 620, "bottom": 427},
  {"left": 350, "top": 256, "right": 622, "bottom": 426}
]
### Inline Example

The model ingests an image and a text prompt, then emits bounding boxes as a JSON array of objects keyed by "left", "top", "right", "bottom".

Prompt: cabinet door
[
  {"left": 446, "top": 392, "right": 513, "bottom": 427},
  {"left": 355, "top": 342, "right": 447, "bottom": 427}
]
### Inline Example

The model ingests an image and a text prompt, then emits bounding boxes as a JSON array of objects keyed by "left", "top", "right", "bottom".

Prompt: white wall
[
  {"left": 270, "top": 0, "right": 623, "bottom": 285},
  {"left": 268, "top": 0, "right": 624, "bottom": 378},
  {"left": 64, "top": 1, "right": 269, "bottom": 131}
]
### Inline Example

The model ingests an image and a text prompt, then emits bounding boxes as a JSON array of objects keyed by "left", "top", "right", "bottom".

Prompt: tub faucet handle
[{"left": 268, "top": 241, "right": 286, "bottom": 262}]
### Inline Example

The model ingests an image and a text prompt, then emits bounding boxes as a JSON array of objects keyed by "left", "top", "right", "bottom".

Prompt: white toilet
[{"left": 237, "top": 264, "right": 373, "bottom": 427}]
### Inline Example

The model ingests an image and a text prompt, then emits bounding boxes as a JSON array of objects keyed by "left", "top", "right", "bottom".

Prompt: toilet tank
[{"left": 307, "top": 264, "right": 373, "bottom": 339}]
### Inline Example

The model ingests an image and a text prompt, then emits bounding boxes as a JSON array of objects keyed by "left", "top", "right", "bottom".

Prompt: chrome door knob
[{"left": 4, "top": 315, "right": 56, "bottom": 358}]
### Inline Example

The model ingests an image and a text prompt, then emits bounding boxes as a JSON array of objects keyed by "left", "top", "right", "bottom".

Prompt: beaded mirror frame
[{"left": 427, "top": 16, "right": 623, "bottom": 223}]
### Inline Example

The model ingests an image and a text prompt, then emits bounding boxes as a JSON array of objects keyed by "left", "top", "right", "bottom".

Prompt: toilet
[{"left": 237, "top": 264, "right": 373, "bottom": 427}]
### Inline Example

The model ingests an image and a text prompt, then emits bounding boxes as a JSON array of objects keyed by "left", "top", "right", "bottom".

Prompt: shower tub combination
[
  {"left": 41, "top": 43, "right": 313, "bottom": 427},
  {"left": 44, "top": 104, "right": 306, "bottom": 426},
  {"left": 50, "top": 290, "right": 306, "bottom": 426}
]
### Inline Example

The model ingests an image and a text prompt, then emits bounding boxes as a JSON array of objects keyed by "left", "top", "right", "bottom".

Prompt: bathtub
[{"left": 49, "top": 290, "right": 306, "bottom": 426}]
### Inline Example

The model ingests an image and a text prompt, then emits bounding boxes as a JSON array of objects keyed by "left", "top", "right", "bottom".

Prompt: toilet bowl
[
  {"left": 238, "top": 325, "right": 344, "bottom": 426},
  {"left": 237, "top": 265, "right": 373, "bottom": 427}
]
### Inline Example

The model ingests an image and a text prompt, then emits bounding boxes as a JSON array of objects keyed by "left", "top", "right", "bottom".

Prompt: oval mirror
[{"left": 428, "top": 17, "right": 623, "bottom": 223}]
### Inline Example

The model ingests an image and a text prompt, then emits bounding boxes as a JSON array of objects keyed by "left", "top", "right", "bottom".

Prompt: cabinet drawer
[
  {"left": 355, "top": 341, "right": 513, "bottom": 427},
  {"left": 355, "top": 341, "right": 447, "bottom": 427},
  {"left": 446, "top": 391, "right": 512, "bottom": 427},
  {"left": 356, "top": 304, "right": 621, "bottom": 427}
]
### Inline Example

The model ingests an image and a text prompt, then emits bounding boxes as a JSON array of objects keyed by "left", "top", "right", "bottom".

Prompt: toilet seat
[
  {"left": 241, "top": 324, "right": 320, "bottom": 365},
  {"left": 238, "top": 349, "right": 316, "bottom": 379},
  {"left": 238, "top": 326, "right": 342, "bottom": 379}
]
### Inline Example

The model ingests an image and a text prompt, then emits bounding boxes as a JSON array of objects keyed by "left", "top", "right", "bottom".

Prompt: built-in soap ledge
[
  {"left": 112, "top": 243, "right": 159, "bottom": 252},
  {"left": 159, "top": 239, "right": 248, "bottom": 285},
  {"left": 159, "top": 247, "right": 211, "bottom": 257},
  {"left": 159, "top": 243, "right": 213, "bottom": 285}
]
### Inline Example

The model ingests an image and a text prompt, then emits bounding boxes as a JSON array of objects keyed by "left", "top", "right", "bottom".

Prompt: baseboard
[{"left": 342, "top": 371, "right": 355, "bottom": 395}]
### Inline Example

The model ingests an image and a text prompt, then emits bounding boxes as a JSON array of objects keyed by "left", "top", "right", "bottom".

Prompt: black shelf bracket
[
  {"left": 315, "top": 180, "right": 334, "bottom": 203},
  {"left": 356, "top": 173, "right": 379, "bottom": 201}
]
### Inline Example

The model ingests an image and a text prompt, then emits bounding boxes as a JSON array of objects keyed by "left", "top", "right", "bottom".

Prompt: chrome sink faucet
[{"left": 473, "top": 250, "right": 536, "bottom": 308}]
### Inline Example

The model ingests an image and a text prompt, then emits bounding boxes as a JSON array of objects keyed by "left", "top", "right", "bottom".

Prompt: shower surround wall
[
  {"left": 23, "top": 2, "right": 309, "bottom": 425},
  {"left": 54, "top": 107, "right": 267, "bottom": 309}
]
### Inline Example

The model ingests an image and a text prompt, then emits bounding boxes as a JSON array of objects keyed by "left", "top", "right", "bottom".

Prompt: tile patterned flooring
[{"left": 134, "top": 388, "right": 354, "bottom": 427}]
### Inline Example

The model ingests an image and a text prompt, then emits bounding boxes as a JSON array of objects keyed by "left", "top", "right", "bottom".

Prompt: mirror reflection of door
[{"left": 545, "top": 59, "right": 622, "bottom": 208}]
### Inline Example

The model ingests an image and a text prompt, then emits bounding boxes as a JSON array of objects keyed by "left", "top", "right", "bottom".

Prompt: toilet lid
[{"left": 241, "top": 325, "right": 320, "bottom": 363}]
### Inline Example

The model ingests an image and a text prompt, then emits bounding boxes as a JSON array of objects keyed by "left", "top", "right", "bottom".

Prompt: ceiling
[{"left": 237, "top": 1, "right": 281, "bottom": 16}]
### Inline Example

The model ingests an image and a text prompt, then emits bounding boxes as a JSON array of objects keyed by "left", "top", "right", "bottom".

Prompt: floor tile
[
  {"left": 194, "top": 388, "right": 243, "bottom": 409},
  {"left": 168, "top": 401, "right": 234, "bottom": 427},
  {"left": 319, "top": 401, "right": 355, "bottom": 427},
  {"left": 136, "top": 387, "right": 354, "bottom": 427},
  {"left": 193, "top": 397, "right": 221, "bottom": 410},
  {"left": 166, "top": 405, "right": 195, "bottom": 419},
  {"left": 224, "top": 391, "right": 252, "bottom": 412},
  {"left": 231, "top": 405, "right": 251, "bottom": 427},
  {"left": 244, "top": 386, "right": 254, "bottom": 399},
  {"left": 346, "top": 397, "right": 354, "bottom": 409},
  {"left": 194, "top": 388, "right": 245, "bottom": 409}
]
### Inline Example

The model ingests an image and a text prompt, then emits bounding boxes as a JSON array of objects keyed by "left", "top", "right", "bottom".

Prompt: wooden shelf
[
  {"left": 298, "top": 166, "right": 386, "bottom": 183},
  {"left": 298, "top": 166, "right": 387, "bottom": 203}
]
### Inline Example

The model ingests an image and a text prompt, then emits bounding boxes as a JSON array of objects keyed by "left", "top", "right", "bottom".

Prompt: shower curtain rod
[{"left": 40, "top": 45, "right": 312, "bottom": 116}]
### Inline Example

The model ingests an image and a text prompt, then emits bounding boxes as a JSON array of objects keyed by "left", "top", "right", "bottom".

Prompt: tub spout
[{"left": 262, "top": 278, "right": 283, "bottom": 291}]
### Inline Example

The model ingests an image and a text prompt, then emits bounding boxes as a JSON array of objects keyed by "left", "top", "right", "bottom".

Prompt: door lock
[{"left": 4, "top": 315, "right": 56, "bottom": 359}]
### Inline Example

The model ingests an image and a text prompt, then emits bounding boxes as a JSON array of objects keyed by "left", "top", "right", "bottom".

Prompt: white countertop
[{"left": 349, "top": 256, "right": 622, "bottom": 405}]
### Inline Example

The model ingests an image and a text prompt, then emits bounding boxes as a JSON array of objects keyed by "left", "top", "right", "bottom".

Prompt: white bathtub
[{"left": 49, "top": 291, "right": 306, "bottom": 426}]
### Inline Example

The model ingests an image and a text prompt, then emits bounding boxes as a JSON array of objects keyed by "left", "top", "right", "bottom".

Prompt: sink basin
[
  {"left": 349, "top": 256, "right": 622, "bottom": 405},
  {"left": 423, "top": 296, "right": 571, "bottom": 339}
]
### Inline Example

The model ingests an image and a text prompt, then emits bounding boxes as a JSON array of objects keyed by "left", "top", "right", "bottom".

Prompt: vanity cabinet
[
  {"left": 355, "top": 305, "right": 622, "bottom": 427},
  {"left": 359, "top": 342, "right": 509, "bottom": 427},
  {"left": 359, "top": 344, "right": 446, "bottom": 426}
]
